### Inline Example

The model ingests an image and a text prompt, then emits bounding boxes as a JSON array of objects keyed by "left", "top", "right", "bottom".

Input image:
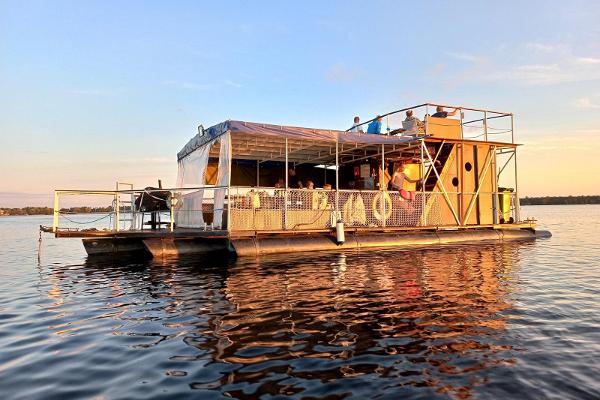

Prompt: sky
[{"left": 1, "top": 0, "right": 599, "bottom": 207}]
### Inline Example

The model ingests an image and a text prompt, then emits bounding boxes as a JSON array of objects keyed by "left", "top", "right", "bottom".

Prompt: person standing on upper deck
[
  {"left": 348, "top": 116, "right": 364, "bottom": 133},
  {"left": 432, "top": 106, "right": 459, "bottom": 118},
  {"left": 366, "top": 115, "right": 383, "bottom": 134}
]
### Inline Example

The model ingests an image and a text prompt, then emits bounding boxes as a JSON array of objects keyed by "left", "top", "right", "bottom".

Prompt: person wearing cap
[{"left": 366, "top": 115, "right": 383, "bottom": 134}]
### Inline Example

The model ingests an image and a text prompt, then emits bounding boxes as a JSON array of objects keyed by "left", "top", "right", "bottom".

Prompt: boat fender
[
  {"left": 373, "top": 192, "right": 393, "bottom": 221},
  {"left": 336, "top": 221, "right": 345, "bottom": 244}
]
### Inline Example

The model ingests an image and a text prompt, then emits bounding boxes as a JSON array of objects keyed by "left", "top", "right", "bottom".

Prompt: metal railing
[
  {"left": 347, "top": 103, "right": 514, "bottom": 144},
  {"left": 51, "top": 186, "right": 229, "bottom": 233},
  {"left": 228, "top": 188, "right": 452, "bottom": 231},
  {"left": 51, "top": 186, "right": 521, "bottom": 234}
]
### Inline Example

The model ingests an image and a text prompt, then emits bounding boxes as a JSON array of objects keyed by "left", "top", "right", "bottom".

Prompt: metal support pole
[
  {"left": 484, "top": 111, "right": 488, "bottom": 142},
  {"left": 511, "top": 114, "right": 515, "bottom": 144},
  {"left": 130, "top": 190, "right": 136, "bottom": 230},
  {"left": 492, "top": 149, "right": 499, "bottom": 225},
  {"left": 386, "top": 116, "right": 390, "bottom": 135},
  {"left": 456, "top": 143, "right": 467, "bottom": 226},
  {"left": 52, "top": 191, "right": 59, "bottom": 232},
  {"left": 457, "top": 109, "right": 467, "bottom": 226},
  {"left": 381, "top": 143, "right": 386, "bottom": 228},
  {"left": 256, "top": 160, "right": 260, "bottom": 187},
  {"left": 335, "top": 141, "right": 339, "bottom": 223},
  {"left": 115, "top": 182, "right": 120, "bottom": 232},
  {"left": 284, "top": 138, "right": 288, "bottom": 230},
  {"left": 227, "top": 131, "right": 233, "bottom": 232},
  {"left": 425, "top": 104, "right": 430, "bottom": 134},
  {"left": 512, "top": 117, "right": 521, "bottom": 222},
  {"left": 420, "top": 140, "right": 426, "bottom": 226},
  {"left": 459, "top": 109, "right": 464, "bottom": 140},
  {"left": 170, "top": 191, "right": 174, "bottom": 232}
]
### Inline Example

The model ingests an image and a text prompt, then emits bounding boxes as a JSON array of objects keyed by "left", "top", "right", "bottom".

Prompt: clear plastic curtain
[
  {"left": 175, "top": 143, "right": 211, "bottom": 228},
  {"left": 213, "top": 132, "right": 231, "bottom": 229}
]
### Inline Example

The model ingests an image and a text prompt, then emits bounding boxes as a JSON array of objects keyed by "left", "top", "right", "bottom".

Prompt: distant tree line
[
  {"left": 520, "top": 196, "right": 600, "bottom": 205},
  {"left": 0, "top": 206, "right": 113, "bottom": 216}
]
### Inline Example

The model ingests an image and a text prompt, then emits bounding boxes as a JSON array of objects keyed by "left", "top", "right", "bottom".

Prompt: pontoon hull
[{"left": 80, "top": 228, "right": 551, "bottom": 258}]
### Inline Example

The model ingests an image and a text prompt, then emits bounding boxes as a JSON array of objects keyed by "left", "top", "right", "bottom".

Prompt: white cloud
[
  {"left": 444, "top": 41, "right": 600, "bottom": 87},
  {"left": 70, "top": 89, "right": 112, "bottom": 96},
  {"left": 526, "top": 42, "right": 555, "bottom": 52},
  {"left": 446, "top": 51, "right": 486, "bottom": 64},
  {"left": 162, "top": 80, "right": 214, "bottom": 91},
  {"left": 575, "top": 97, "right": 600, "bottom": 109},
  {"left": 224, "top": 80, "right": 243, "bottom": 88},
  {"left": 509, "top": 64, "right": 570, "bottom": 85},
  {"left": 576, "top": 57, "right": 600, "bottom": 65},
  {"left": 484, "top": 60, "right": 600, "bottom": 86}
]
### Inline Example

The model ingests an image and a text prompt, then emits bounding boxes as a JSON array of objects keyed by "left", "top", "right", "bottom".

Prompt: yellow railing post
[{"left": 52, "top": 191, "right": 59, "bottom": 233}]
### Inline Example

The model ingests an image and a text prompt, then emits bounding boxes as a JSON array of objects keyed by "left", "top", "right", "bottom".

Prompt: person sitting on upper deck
[
  {"left": 348, "top": 116, "right": 364, "bottom": 133},
  {"left": 366, "top": 115, "right": 383, "bottom": 134},
  {"left": 432, "top": 106, "right": 459, "bottom": 118},
  {"left": 403, "top": 110, "right": 425, "bottom": 132}
]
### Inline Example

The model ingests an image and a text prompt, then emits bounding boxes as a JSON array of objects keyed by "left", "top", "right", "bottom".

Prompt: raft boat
[{"left": 43, "top": 103, "right": 551, "bottom": 257}]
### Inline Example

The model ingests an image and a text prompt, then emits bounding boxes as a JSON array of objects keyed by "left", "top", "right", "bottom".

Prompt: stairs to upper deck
[{"left": 424, "top": 143, "right": 454, "bottom": 192}]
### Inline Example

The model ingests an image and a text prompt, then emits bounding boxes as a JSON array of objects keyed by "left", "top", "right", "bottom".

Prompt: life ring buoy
[{"left": 373, "top": 191, "right": 393, "bottom": 221}]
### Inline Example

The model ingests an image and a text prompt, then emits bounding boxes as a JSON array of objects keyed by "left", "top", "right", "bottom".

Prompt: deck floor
[
  {"left": 45, "top": 222, "right": 535, "bottom": 239},
  {"left": 48, "top": 227, "right": 229, "bottom": 239}
]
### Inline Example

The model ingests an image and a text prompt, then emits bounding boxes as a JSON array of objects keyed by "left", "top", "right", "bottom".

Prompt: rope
[
  {"left": 37, "top": 229, "right": 42, "bottom": 264},
  {"left": 58, "top": 212, "right": 114, "bottom": 224},
  {"left": 289, "top": 207, "right": 329, "bottom": 230}
]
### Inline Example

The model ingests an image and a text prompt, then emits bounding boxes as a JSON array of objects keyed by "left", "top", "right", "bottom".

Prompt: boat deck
[
  {"left": 42, "top": 226, "right": 229, "bottom": 239},
  {"left": 43, "top": 222, "right": 537, "bottom": 239}
]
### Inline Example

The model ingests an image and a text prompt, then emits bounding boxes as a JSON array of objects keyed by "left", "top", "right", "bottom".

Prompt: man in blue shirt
[{"left": 367, "top": 115, "right": 383, "bottom": 134}]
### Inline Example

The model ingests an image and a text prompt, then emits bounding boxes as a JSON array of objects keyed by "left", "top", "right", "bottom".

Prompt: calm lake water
[{"left": 0, "top": 205, "right": 599, "bottom": 399}]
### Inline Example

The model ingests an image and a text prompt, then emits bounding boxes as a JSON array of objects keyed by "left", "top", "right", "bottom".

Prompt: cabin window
[
  {"left": 452, "top": 177, "right": 459, "bottom": 187},
  {"left": 465, "top": 162, "right": 472, "bottom": 172}
]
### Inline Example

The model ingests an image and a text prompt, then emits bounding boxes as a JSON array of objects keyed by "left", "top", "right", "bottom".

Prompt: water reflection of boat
[
  {"left": 44, "top": 103, "right": 550, "bottom": 257},
  {"left": 197, "top": 245, "right": 522, "bottom": 398},
  {"left": 39, "top": 243, "right": 528, "bottom": 397}
]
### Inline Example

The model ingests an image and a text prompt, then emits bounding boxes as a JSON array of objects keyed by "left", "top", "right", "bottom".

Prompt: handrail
[
  {"left": 348, "top": 102, "right": 513, "bottom": 132},
  {"left": 54, "top": 185, "right": 230, "bottom": 196}
]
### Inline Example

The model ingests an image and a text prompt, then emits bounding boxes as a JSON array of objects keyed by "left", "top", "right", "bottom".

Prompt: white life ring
[{"left": 373, "top": 191, "right": 393, "bottom": 221}]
